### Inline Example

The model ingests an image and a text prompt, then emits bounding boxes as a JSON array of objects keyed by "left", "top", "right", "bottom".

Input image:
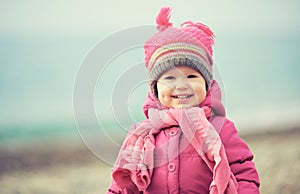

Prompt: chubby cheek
[
  {"left": 197, "top": 92, "right": 206, "bottom": 105},
  {"left": 158, "top": 94, "right": 171, "bottom": 107},
  {"left": 156, "top": 83, "right": 173, "bottom": 107},
  {"left": 194, "top": 86, "right": 207, "bottom": 104}
]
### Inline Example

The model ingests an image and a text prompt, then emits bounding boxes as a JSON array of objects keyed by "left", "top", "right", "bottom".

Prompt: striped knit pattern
[{"left": 148, "top": 42, "right": 212, "bottom": 85}]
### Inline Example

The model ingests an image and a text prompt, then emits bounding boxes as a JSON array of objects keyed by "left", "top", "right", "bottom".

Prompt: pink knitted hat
[{"left": 145, "top": 7, "right": 215, "bottom": 95}]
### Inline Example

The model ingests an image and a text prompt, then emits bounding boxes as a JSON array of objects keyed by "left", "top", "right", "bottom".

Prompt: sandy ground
[{"left": 0, "top": 128, "right": 300, "bottom": 194}]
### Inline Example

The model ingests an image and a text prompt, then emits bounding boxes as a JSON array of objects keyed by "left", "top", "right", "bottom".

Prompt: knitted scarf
[{"left": 112, "top": 81, "right": 238, "bottom": 194}]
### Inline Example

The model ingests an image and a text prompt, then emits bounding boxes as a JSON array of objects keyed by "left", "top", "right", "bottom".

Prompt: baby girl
[{"left": 107, "top": 7, "right": 260, "bottom": 194}]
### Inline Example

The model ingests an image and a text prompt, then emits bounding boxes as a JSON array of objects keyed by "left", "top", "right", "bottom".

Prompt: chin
[{"left": 175, "top": 104, "right": 195, "bottom": 109}]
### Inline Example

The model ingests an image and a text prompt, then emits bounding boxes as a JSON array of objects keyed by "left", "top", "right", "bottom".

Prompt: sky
[
  {"left": 1, "top": 1, "right": 299, "bottom": 37},
  {"left": 1, "top": 0, "right": 300, "bottom": 135}
]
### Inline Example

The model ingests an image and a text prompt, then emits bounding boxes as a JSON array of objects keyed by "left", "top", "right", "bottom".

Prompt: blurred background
[{"left": 1, "top": 0, "right": 300, "bottom": 193}]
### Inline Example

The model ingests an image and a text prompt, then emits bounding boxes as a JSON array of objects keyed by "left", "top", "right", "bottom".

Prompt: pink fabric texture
[
  {"left": 112, "top": 109, "right": 238, "bottom": 193},
  {"left": 111, "top": 81, "right": 238, "bottom": 193}
]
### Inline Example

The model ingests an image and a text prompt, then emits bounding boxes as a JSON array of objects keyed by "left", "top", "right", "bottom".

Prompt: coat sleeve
[
  {"left": 106, "top": 124, "right": 143, "bottom": 194},
  {"left": 107, "top": 180, "right": 142, "bottom": 194},
  {"left": 219, "top": 119, "right": 260, "bottom": 194}
]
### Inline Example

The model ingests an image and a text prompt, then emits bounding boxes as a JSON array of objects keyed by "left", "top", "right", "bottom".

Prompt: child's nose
[{"left": 175, "top": 79, "right": 189, "bottom": 90}]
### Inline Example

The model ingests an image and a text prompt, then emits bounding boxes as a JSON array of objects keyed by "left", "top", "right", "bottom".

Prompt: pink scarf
[{"left": 112, "top": 81, "right": 238, "bottom": 193}]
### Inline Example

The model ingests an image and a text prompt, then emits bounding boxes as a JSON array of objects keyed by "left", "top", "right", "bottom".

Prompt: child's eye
[
  {"left": 164, "top": 76, "right": 175, "bottom": 80},
  {"left": 187, "top": 74, "right": 198, "bottom": 78}
]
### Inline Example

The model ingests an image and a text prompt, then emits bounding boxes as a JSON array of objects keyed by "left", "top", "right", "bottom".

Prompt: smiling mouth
[{"left": 171, "top": 94, "right": 194, "bottom": 99}]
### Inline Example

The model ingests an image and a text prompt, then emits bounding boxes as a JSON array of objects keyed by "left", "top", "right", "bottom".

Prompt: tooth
[{"left": 178, "top": 95, "right": 188, "bottom": 99}]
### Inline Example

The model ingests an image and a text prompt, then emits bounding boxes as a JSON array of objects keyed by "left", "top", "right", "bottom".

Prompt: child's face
[{"left": 157, "top": 66, "right": 207, "bottom": 109}]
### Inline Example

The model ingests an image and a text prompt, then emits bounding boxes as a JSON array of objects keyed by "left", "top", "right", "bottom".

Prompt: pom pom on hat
[{"left": 156, "top": 7, "right": 173, "bottom": 31}]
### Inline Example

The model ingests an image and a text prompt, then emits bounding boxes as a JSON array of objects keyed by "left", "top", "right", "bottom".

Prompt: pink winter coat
[{"left": 107, "top": 81, "right": 260, "bottom": 193}]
